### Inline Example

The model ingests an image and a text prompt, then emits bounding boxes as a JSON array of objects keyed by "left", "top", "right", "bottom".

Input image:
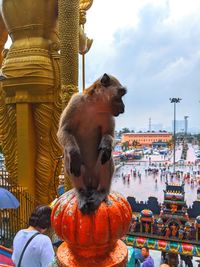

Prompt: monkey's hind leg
[
  {"left": 78, "top": 159, "right": 114, "bottom": 214},
  {"left": 77, "top": 188, "right": 98, "bottom": 214},
  {"left": 69, "top": 166, "right": 94, "bottom": 214},
  {"left": 94, "top": 158, "right": 114, "bottom": 207},
  {"left": 78, "top": 187, "right": 109, "bottom": 214},
  {"left": 74, "top": 172, "right": 100, "bottom": 214}
]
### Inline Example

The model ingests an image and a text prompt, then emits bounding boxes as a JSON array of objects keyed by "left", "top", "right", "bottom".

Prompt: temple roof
[{"left": 165, "top": 182, "right": 185, "bottom": 194}]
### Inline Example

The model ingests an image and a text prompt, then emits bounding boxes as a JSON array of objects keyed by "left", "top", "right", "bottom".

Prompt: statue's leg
[
  {"left": 33, "top": 103, "right": 59, "bottom": 203},
  {"left": 0, "top": 88, "right": 18, "bottom": 181}
]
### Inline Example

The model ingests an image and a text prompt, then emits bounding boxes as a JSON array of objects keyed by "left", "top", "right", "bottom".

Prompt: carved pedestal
[
  {"left": 51, "top": 189, "right": 132, "bottom": 267},
  {"left": 56, "top": 240, "right": 128, "bottom": 267}
]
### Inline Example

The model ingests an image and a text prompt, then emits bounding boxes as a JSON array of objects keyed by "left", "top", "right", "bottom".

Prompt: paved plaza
[
  {"left": 112, "top": 144, "right": 200, "bottom": 206},
  {"left": 112, "top": 162, "right": 199, "bottom": 206}
]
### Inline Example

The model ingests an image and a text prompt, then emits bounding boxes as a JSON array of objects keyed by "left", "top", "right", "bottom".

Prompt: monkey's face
[
  {"left": 84, "top": 73, "right": 127, "bottom": 116},
  {"left": 100, "top": 73, "right": 127, "bottom": 117},
  {"left": 111, "top": 86, "right": 127, "bottom": 116}
]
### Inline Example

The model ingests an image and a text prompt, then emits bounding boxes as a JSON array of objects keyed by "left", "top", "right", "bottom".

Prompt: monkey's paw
[
  {"left": 100, "top": 148, "right": 112, "bottom": 164},
  {"left": 69, "top": 150, "right": 82, "bottom": 176},
  {"left": 78, "top": 190, "right": 108, "bottom": 214},
  {"left": 78, "top": 198, "right": 96, "bottom": 215},
  {"left": 77, "top": 189, "right": 97, "bottom": 214}
]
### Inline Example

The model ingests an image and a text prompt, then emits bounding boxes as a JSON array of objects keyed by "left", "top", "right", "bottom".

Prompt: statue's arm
[{"left": 0, "top": 13, "right": 8, "bottom": 67}]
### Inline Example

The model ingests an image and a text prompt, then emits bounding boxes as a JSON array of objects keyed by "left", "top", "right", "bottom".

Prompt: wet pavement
[
  {"left": 111, "top": 145, "right": 200, "bottom": 206},
  {"left": 187, "top": 144, "right": 198, "bottom": 163},
  {"left": 111, "top": 161, "right": 200, "bottom": 206}
]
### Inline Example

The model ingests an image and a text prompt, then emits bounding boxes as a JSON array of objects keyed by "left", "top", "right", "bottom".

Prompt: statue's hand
[{"left": 69, "top": 149, "right": 82, "bottom": 177}]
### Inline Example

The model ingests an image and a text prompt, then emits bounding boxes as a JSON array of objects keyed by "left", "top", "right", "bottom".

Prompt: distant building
[{"left": 121, "top": 132, "right": 172, "bottom": 147}]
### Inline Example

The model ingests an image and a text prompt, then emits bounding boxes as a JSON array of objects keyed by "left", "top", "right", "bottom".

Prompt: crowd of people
[
  {"left": 118, "top": 160, "right": 200, "bottom": 190},
  {"left": 134, "top": 246, "right": 194, "bottom": 266}
]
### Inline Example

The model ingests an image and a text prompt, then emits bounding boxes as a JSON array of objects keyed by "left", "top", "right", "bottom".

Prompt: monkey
[{"left": 57, "top": 73, "right": 127, "bottom": 214}]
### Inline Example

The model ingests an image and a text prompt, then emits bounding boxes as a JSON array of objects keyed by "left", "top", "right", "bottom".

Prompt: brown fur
[{"left": 57, "top": 74, "right": 126, "bottom": 214}]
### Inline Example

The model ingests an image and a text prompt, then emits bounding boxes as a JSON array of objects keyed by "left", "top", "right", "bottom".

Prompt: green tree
[
  {"left": 121, "top": 127, "right": 130, "bottom": 133},
  {"left": 118, "top": 127, "right": 131, "bottom": 138},
  {"left": 122, "top": 141, "right": 129, "bottom": 151}
]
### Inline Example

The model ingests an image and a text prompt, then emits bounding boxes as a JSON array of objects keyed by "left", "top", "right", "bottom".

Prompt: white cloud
[
  {"left": 85, "top": 0, "right": 166, "bottom": 46},
  {"left": 84, "top": 0, "right": 200, "bottom": 131},
  {"left": 165, "top": 0, "right": 200, "bottom": 24}
]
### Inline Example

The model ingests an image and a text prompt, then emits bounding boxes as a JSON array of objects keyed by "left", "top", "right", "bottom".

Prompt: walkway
[{"left": 187, "top": 144, "right": 198, "bottom": 163}]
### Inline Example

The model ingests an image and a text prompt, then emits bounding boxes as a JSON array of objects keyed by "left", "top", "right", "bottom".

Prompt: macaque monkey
[{"left": 57, "top": 73, "right": 127, "bottom": 214}]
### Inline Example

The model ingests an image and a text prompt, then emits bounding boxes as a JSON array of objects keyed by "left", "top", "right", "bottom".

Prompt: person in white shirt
[{"left": 12, "top": 205, "right": 55, "bottom": 267}]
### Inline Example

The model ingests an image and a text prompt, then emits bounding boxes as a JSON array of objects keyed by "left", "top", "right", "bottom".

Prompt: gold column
[
  {"left": 16, "top": 101, "right": 35, "bottom": 195},
  {"left": 58, "top": 0, "right": 79, "bottom": 108}
]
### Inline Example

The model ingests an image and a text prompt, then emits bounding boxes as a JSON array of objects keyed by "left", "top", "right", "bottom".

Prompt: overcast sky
[{"left": 82, "top": 0, "right": 200, "bottom": 132}]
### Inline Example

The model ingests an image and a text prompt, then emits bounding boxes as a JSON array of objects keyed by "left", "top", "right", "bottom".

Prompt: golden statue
[{"left": 0, "top": 0, "right": 93, "bottom": 204}]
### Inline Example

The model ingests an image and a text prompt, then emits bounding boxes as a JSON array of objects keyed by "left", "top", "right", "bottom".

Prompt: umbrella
[{"left": 0, "top": 188, "right": 20, "bottom": 209}]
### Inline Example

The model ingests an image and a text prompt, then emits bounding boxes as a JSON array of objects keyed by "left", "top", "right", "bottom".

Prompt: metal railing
[{"left": 0, "top": 169, "right": 36, "bottom": 248}]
